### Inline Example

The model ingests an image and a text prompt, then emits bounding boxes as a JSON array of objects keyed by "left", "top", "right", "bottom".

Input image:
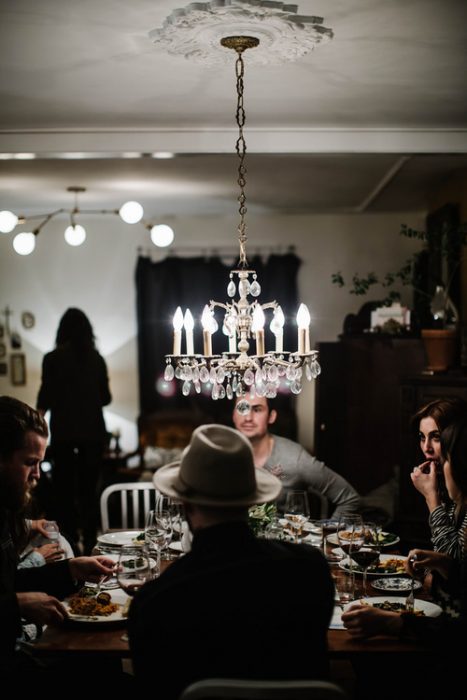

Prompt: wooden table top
[
  {"left": 32, "top": 541, "right": 430, "bottom": 659},
  {"left": 32, "top": 624, "right": 427, "bottom": 658}
]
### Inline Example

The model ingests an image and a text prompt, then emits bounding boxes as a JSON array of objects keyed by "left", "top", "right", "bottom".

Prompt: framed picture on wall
[
  {"left": 10, "top": 353, "right": 26, "bottom": 385},
  {"left": 0, "top": 362, "right": 7, "bottom": 376}
]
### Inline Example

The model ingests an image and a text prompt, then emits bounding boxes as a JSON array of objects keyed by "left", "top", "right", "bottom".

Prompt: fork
[
  {"left": 405, "top": 576, "right": 415, "bottom": 612},
  {"left": 405, "top": 555, "right": 417, "bottom": 612}
]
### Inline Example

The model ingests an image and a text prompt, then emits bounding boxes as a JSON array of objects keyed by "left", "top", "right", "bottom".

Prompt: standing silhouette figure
[{"left": 37, "top": 308, "right": 111, "bottom": 554}]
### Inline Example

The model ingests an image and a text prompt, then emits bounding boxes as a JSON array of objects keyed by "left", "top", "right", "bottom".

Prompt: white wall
[{"left": 0, "top": 210, "right": 424, "bottom": 451}]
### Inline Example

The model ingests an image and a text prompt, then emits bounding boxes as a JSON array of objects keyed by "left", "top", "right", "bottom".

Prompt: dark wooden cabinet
[{"left": 314, "top": 336, "right": 425, "bottom": 495}]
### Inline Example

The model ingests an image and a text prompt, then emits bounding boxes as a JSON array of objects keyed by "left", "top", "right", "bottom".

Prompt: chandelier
[
  {"left": 164, "top": 36, "right": 320, "bottom": 407},
  {"left": 0, "top": 186, "right": 175, "bottom": 255}
]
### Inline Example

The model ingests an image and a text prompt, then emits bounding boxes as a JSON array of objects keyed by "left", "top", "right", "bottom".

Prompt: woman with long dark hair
[
  {"left": 411, "top": 397, "right": 467, "bottom": 558},
  {"left": 37, "top": 308, "right": 111, "bottom": 554},
  {"left": 343, "top": 417, "right": 467, "bottom": 699}
]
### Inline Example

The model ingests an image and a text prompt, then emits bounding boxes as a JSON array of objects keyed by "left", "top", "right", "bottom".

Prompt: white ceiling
[{"left": 1, "top": 0, "right": 467, "bottom": 218}]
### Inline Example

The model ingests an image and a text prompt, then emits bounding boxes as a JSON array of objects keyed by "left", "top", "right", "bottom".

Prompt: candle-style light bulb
[
  {"left": 201, "top": 305, "right": 215, "bottom": 355},
  {"left": 252, "top": 305, "right": 265, "bottom": 355},
  {"left": 184, "top": 308, "right": 195, "bottom": 355},
  {"left": 296, "top": 303, "right": 311, "bottom": 353},
  {"left": 270, "top": 305, "right": 285, "bottom": 353},
  {"left": 172, "top": 306, "right": 184, "bottom": 355}
]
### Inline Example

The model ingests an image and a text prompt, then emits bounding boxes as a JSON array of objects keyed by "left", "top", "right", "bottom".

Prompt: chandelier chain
[{"left": 235, "top": 51, "right": 248, "bottom": 268}]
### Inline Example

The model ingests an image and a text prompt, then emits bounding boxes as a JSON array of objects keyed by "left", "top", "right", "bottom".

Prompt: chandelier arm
[
  {"left": 77, "top": 208, "right": 120, "bottom": 215},
  {"left": 32, "top": 209, "right": 66, "bottom": 235}
]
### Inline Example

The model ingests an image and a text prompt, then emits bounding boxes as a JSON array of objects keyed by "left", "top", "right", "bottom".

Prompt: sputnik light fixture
[
  {"left": 0, "top": 186, "right": 175, "bottom": 255},
  {"left": 163, "top": 36, "right": 321, "bottom": 409}
]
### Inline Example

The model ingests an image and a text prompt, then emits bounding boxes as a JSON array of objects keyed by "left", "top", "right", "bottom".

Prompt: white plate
[
  {"left": 339, "top": 553, "right": 407, "bottom": 576},
  {"left": 327, "top": 531, "right": 400, "bottom": 548},
  {"left": 63, "top": 588, "right": 130, "bottom": 624},
  {"left": 372, "top": 577, "right": 422, "bottom": 592},
  {"left": 344, "top": 596, "right": 442, "bottom": 617},
  {"left": 97, "top": 531, "right": 144, "bottom": 547}
]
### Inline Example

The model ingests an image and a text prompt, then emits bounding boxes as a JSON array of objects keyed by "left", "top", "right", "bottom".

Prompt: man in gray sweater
[{"left": 233, "top": 395, "right": 360, "bottom": 517}]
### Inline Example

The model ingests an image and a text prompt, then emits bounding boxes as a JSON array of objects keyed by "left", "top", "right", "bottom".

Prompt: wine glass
[
  {"left": 167, "top": 499, "right": 185, "bottom": 544},
  {"left": 350, "top": 522, "right": 381, "bottom": 597},
  {"left": 337, "top": 514, "right": 364, "bottom": 589},
  {"left": 117, "top": 545, "right": 154, "bottom": 641},
  {"left": 144, "top": 510, "right": 163, "bottom": 570},
  {"left": 336, "top": 514, "right": 364, "bottom": 559},
  {"left": 155, "top": 509, "right": 174, "bottom": 559},
  {"left": 284, "top": 490, "right": 309, "bottom": 543}
]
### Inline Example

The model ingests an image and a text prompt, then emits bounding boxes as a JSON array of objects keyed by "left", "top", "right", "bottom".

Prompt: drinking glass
[
  {"left": 167, "top": 499, "right": 185, "bottom": 543},
  {"left": 43, "top": 520, "right": 60, "bottom": 543},
  {"left": 337, "top": 514, "right": 363, "bottom": 589},
  {"left": 307, "top": 520, "right": 324, "bottom": 549},
  {"left": 350, "top": 522, "right": 381, "bottom": 597},
  {"left": 144, "top": 510, "right": 163, "bottom": 570},
  {"left": 284, "top": 490, "right": 309, "bottom": 543},
  {"left": 335, "top": 572, "right": 355, "bottom": 605},
  {"left": 117, "top": 545, "right": 154, "bottom": 641},
  {"left": 155, "top": 509, "right": 174, "bottom": 559},
  {"left": 42, "top": 520, "right": 64, "bottom": 560},
  {"left": 320, "top": 519, "right": 341, "bottom": 562}
]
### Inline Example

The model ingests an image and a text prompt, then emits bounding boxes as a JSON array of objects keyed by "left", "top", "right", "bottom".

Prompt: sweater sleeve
[
  {"left": 297, "top": 449, "right": 360, "bottom": 516},
  {"left": 15, "top": 559, "right": 76, "bottom": 599}
]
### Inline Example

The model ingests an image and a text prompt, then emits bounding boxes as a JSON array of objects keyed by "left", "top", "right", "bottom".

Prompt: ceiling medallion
[{"left": 149, "top": 1, "right": 334, "bottom": 66}]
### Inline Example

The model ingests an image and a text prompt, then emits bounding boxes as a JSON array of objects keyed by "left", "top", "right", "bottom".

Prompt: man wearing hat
[{"left": 128, "top": 424, "right": 334, "bottom": 697}]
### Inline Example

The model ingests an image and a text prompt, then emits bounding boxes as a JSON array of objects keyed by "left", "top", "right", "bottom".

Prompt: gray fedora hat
[{"left": 153, "top": 424, "right": 281, "bottom": 507}]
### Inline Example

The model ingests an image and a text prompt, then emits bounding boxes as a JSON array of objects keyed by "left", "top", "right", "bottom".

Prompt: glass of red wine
[
  {"left": 117, "top": 545, "right": 153, "bottom": 641},
  {"left": 350, "top": 522, "right": 381, "bottom": 597}
]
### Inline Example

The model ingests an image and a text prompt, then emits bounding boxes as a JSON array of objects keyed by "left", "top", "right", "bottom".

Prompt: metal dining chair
[
  {"left": 99, "top": 481, "right": 163, "bottom": 531},
  {"left": 178, "top": 679, "right": 348, "bottom": 700}
]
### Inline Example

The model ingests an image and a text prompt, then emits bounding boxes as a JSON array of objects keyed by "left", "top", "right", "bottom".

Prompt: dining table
[{"left": 30, "top": 533, "right": 433, "bottom": 661}]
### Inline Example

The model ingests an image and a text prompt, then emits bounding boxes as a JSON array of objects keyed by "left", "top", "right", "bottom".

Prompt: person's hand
[
  {"left": 68, "top": 556, "right": 116, "bottom": 583},
  {"left": 342, "top": 604, "right": 402, "bottom": 639},
  {"left": 16, "top": 592, "right": 67, "bottom": 626},
  {"left": 410, "top": 462, "right": 440, "bottom": 510},
  {"left": 34, "top": 542, "right": 64, "bottom": 562},
  {"left": 30, "top": 518, "right": 50, "bottom": 537},
  {"left": 406, "top": 549, "right": 452, "bottom": 580}
]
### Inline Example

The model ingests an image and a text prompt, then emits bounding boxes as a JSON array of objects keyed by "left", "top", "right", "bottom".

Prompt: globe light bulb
[
  {"left": 150, "top": 224, "right": 174, "bottom": 247},
  {"left": 119, "top": 201, "right": 143, "bottom": 224},
  {"left": 0, "top": 210, "right": 18, "bottom": 233},
  {"left": 13, "top": 231, "right": 35, "bottom": 255},
  {"left": 64, "top": 224, "right": 86, "bottom": 246}
]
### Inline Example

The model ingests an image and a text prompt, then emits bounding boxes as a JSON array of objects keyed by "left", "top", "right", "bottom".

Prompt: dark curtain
[{"left": 135, "top": 253, "right": 301, "bottom": 437}]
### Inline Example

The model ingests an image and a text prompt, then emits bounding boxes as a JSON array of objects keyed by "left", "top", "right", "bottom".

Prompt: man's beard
[{"left": 0, "top": 472, "right": 35, "bottom": 510}]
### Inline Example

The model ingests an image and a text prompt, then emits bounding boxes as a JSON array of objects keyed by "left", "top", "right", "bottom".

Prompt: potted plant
[{"left": 332, "top": 204, "right": 467, "bottom": 370}]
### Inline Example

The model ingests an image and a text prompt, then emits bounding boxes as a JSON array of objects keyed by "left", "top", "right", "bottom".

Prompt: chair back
[
  {"left": 100, "top": 481, "right": 162, "bottom": 531},
  {"left": 179, "top": 679, "right": 348, "bottom": 700}
]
